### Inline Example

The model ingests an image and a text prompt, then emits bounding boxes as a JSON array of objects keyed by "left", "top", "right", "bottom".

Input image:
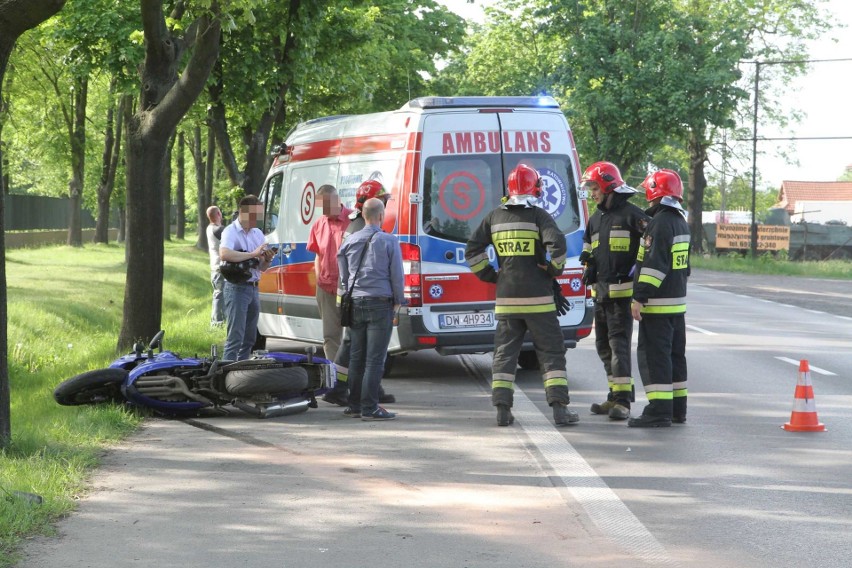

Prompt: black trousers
[
  {"left": 636, "top": 314, "right": 687, "bottom": 417},
  {"left": 594, "top": 298, "right": 634, "bottom": 403}
]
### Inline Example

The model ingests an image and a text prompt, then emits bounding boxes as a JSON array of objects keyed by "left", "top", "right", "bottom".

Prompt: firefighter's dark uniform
[
  {"left": 631, "top": 201, "right": 690, "bottom": 422},
  {"left": 465, "top": 202, "right": 570, "bottom": 413},
  {"left": 583, "top": 193, "right": 649, "bottom": 409}
]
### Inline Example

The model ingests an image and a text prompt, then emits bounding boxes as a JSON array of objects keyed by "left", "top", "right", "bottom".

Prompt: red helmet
[
  {"left": 354, "top": 180, "right": 389, "bottom": 210},
  {"left": 581, "top": 161, "right": 625, "bottom": 194},
  {"left": 507, "top": 164, "right": 542, "bottom": 198},
  {"left": 641, "top": 169, "right": 683, "bottom": 202}
]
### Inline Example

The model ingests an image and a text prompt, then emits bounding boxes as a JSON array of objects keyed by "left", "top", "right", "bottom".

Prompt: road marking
[
  {"left": 686, "top": 324, "right": 717, "bottom": 335},
  {"left": 775, "top": 357, "right": 837, "bottom": 376},
  {"left": 513, "top": 387, "right": 678, "bottom": 567}
]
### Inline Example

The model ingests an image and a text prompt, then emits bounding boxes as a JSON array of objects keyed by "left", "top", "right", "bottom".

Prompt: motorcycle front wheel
[{"left": 54, "top": 369, "right": 128, "bottom": 406}]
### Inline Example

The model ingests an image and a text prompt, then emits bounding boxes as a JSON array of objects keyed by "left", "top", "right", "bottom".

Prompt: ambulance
[{"left": 255, "top": 96, "right": 594, "bottom": 371}]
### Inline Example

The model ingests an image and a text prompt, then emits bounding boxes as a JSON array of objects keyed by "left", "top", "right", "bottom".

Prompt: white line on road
[
  {"left": 513, "top": 387, "right": 678, "bottom": 567},
  {"left": 686, "top": 324, "right": 717, "bottom": 335},
  {"left": 774, "top": 357, "right": 837, "bottom": 376}
]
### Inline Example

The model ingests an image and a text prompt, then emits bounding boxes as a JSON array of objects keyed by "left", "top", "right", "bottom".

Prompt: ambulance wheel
[
  {"left": 54, "top": 369, "right": 128, "bottom": 406},
  {"left": 383, "top": 355, "right": 395, "bottom": 378},
  {"left": 517, "top": 350, "right": 540, "bottom": 371}
]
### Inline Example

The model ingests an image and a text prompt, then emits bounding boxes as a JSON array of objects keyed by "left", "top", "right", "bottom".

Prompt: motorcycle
[{"left": 53, "top": 330, "right": 336, "bottom": 418}]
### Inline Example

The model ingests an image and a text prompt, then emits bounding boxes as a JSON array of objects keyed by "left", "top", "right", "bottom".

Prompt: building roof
[{"left": 774, "top": 181, "right": 852, "bottom": 214}]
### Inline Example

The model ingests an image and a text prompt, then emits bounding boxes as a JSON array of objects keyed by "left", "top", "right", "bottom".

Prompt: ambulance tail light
[{"left": 400, "top": 243, "right": 422, "bottom": 307}]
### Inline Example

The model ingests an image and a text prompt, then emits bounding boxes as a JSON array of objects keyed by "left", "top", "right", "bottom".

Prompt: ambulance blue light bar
[{"left": 406, "top": 96, "right": 559, "bottom": 109}]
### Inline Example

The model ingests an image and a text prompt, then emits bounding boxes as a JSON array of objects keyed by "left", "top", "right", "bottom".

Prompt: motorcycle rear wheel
[
  {"left": 225, "top": 364, "right": 309, "bottom": 397},
  {"left": 54, "top": 369, "right": 128, "bottom": 406}
]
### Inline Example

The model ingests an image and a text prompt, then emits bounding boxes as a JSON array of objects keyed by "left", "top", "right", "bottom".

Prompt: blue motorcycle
[{"left": 54, "top": 330, "right": 336, "bottom": 418}]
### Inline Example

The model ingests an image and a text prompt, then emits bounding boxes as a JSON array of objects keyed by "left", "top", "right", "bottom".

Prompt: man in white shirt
[
  {"left": 219, "top": 195, "right": 275, "bottom": 361},
  {"left": 206, "top": 205, "right": 225, "bottom": 326}
]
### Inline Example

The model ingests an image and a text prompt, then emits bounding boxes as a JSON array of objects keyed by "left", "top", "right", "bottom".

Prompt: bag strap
[{"left": 346, "top": 231, "right": 377, "bottom": 295}]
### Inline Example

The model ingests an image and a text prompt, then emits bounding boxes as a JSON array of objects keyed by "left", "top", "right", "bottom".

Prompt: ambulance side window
[
  {"left": 261, "top": 173, "right": 283, "bottom": 234},
  {"left": 422, "top": 155, "right": 503, "bottom": 243}
]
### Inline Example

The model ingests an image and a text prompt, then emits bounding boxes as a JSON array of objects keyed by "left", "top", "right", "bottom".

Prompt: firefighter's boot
[
  {"left": 608, "top": 402, "right": 630, "bottom": 421},
  {"left": 546, "top": 385, "right": 578, "bottom": 426},
  {"left": 672, "top": 396, "right": 687, "bottom": 424},
  {"left": 590, "top": 397, "right": 615, "bottom": 415},
  {"left": 493, "top": 387, "right": 514, "bottom": 427},
  {"left": 628, "top": 401, "right": 672, "bottom": 428}
]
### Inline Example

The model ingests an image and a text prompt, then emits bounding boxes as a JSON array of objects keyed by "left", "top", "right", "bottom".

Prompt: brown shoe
[
  {"left": 608, "top": 404, "right": 630, "bottom": 421},
  {"left": 590, "top": 399, "right": 615, "bottom": 415}
]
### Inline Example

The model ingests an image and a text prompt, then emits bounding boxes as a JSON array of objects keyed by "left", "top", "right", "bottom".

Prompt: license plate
[{"left": 438, "top": 311, "right": 494, "bottom": 329}]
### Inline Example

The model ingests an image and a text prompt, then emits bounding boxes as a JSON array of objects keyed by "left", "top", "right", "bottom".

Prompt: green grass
[
  {"left": 1, "top": 240, "right": 223, "bottom": 566},
  {"left": 692, "top": 252, "right": 852, "bottom": 279}
]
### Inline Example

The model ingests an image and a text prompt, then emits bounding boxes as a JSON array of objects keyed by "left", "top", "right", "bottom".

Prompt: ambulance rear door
[{"left": 416, "top": 108, "right": 587, "bottom": 344}]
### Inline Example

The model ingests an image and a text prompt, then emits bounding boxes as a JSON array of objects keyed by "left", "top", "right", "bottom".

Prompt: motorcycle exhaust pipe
[{"left": 234, "top": 398, "right": 310, "bottom": 419}]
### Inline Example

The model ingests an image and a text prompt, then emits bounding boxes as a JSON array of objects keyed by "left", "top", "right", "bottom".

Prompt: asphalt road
[
  {"left": 15, "top": 270, "right": 852, "bottom": 568},
  {"left": 689, "top": 268, "right": 852, "bottom": 318}
]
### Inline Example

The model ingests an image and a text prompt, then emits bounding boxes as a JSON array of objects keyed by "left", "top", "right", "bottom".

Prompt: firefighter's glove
[
  {"left": 578, "top": 250, "right": 592, "bottom": 266},
  {"left": 582, "top": 263, "right": 597, "bottom": 286},
  {"left": 552, "top": 279, "right": 570, "bottom": 316}
]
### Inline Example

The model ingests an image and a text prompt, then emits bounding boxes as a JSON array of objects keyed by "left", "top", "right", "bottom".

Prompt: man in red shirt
[{"left": 307, "top": 184, "right": 352, "bottom": 368}]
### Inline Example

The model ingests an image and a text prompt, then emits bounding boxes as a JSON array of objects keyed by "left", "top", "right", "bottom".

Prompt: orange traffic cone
[{"left": 782, "top": 360, "right": 826, "bottom": 432}]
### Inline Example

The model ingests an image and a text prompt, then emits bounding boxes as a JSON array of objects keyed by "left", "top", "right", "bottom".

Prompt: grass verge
[
  {"left": 1, "top": 240, "right": 223, "bottom": 566},
  {"left": 692, "top": 253, "right": 852, "bottom": 279}
]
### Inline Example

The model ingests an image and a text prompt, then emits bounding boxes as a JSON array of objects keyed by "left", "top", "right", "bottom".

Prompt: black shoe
[
  {"left": 496, "top": 405, "right": 514, "bottom": 427},
  {"left": 343, "top": 407, "right": 362, "bottom": 418},
  {"left": 379, "top": 392, "right": 396, "bottom": 404},
  {"left": 672, "top": 415, "right": 687, "bottom": 424},
  {"left": 628, "top": 414, "right": 672, "bottom": 428},
  {"left": 553, "top": 403, "right": 579, "bottom": 426},
  {"left": 322, "top": 390, "right": 349, "bottom": 407}
]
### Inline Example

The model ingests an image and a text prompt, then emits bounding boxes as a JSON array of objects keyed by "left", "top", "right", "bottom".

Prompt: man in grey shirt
[{"left": 337, "top": 198, "right": 404, "bottom": 421}]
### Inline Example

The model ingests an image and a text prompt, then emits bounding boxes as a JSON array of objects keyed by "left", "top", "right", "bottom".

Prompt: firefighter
[
  {"left": 580, "top": 162, "right": 650, "bottom": 421},
  {"left": 322, "top": 179, "right": 395, "bottom": 406},
  {"left": 465, "top": 163, "right": 578, "bottom": 427},
  {"left": 629, "top": 169, "right": 690, "bottom": 428}
]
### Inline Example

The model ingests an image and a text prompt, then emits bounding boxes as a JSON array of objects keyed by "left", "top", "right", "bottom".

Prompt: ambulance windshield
[{"left": 422, "top": 154, "right": 581, "bottom": 243}]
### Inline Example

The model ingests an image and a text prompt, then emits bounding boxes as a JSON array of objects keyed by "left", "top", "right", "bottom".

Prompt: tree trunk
[
  {"left": 67, "top": 75, "right": 87, "bottom": 247},
  {"left": 117, "top": 1, "right": 220, "bottom": 351},
  {"left": 176, "top": 131, "right": 185, "bottom": 239},
  {"left": 205, "top": 123, "right": 215, "bottom": 206},
  {"left": 0, "top": 0, "right": 68, "bottom": 449},
  {"left": 687, "top": 128, "right": 709, "bottom": 254},
  {"left": 120, "top": 117, "right": 167, "bottom": 347},
  {"left": 163, "top": 133, "right": 175, "bottom": 241},
  {"left": 118, "top": 205, "right": 126, "bottom": 243},
  {"left": 192, "top": 124, "right": 207, "bottom": 250},
  {"left": 95, "top": 88, "right": 126, "bottom": 243}
]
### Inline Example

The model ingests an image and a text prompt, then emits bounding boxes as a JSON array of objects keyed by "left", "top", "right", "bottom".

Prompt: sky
[{"left": 436, "top": 0, "right": 852, "bottom": 190}]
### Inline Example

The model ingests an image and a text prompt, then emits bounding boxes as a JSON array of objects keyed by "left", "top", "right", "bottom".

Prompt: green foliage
[{"left": 1, "top": 241, "right": 223, "bottom": 564}]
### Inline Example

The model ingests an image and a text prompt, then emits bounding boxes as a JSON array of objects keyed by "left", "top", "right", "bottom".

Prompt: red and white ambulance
[{"left": 256, "top": 96, "right": 593, "bottom": 370}]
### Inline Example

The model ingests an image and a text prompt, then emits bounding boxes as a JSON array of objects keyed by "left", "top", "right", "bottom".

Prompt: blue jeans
[
  {"left": 346, "top": 297, "right": 393, "bottom": 415},
  {"left": 223, "top": 281, "right": 260, "bottom": 361},
  {"left": 211, "top": 270, "right": 225, "bottom": 324}
]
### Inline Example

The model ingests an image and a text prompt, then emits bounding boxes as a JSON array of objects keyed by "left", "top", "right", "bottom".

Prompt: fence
[{"left": 3, "top": 194, "right": 98, "bottom": 231}]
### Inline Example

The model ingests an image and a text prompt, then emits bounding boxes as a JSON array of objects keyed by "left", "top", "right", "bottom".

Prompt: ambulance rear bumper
[{"left": 395, "top": 313, "right": 587, "bottom": 356}]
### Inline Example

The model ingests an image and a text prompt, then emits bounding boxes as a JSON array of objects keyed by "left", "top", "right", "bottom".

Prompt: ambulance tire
[
  {"left": 517, "top": 350, "right": 540, "bottom": 371},
  {"left": 383, "top": 355, "right": 395, "bottom": 378},
  {"left": 225, "top": 365, "right": 309, "bottom": 397},
  {"left": 54, "top": 369, "right": 128, "bottom": 406}
]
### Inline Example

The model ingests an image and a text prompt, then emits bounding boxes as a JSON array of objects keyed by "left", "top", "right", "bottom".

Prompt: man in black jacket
[
  {"left": 466, "top": 164, "right": 578, "bottom": 428},
  {"left": 580, "top": 162, "right": 649, "bottom": 421},
  {"left": 629, "top": 169, "right": 691, "bottom": 428}
]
